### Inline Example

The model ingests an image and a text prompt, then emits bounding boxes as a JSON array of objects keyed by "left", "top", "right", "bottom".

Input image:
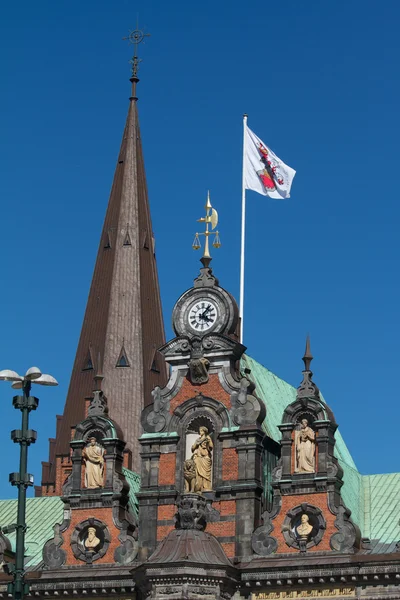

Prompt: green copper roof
[
  {"left": 363, "top": 472, "right": 400, "bottom": 552},
  {"left": 0, "top": 496, "right": 64, "bottom": 568},
  {"left": 241, "top": 355, "right": 362, "bottom": 527}
]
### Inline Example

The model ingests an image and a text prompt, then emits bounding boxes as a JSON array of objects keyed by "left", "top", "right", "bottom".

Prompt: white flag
[{"left": 244, "top": 125, "right": 295, "bottom": 199}]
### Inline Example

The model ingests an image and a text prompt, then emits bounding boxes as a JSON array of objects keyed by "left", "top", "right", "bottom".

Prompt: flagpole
[{"left": 240, "top": 114, "right": 248, "bottom": 343}]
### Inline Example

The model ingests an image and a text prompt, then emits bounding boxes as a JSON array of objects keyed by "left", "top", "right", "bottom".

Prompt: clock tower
[{"left": 138, "top": 195, "right": 270, "bottom": 566}]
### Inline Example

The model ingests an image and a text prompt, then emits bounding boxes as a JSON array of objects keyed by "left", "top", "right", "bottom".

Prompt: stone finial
[
  {"left": 93, "top": 352, "right": 104, "bottom": 391},
  {"left": 297, "top": 336, "right": 320, "bottom": 400},
  {"left": 88, "top": 390, "right": 108, "bottom": 416},
  {"left": 302, "top": 335, "right": 313, "bottom": 371},
  {"left": 193, "top": 258, "right": 219, "bottom": 288}
]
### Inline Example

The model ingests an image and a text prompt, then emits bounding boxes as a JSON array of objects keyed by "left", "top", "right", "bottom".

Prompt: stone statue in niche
[
  {"left": 183, "top": 458, "right": 197, "bottom": 492},
  {"left": 82, "top": 437, "right": 105, "bottom": 488},
  {"left": 191, "top": 426, "right": 213, "bottom": 492},
  {"left": 295, "top": 419, "right": 315, "bottom": 473},
  {"left": 84, "top": 527, "right": 100, "bottom": 551},
  {"left": 296, "top": 514, "right": 313, "bottom": 538}
]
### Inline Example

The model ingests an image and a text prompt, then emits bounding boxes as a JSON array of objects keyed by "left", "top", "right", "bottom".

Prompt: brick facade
[
  {"left": 222, "top": 448, "right": 239, "bottom": 480},
  {"left": 158, "top": 453, "right": 176, "bottom": 485},
  {"left": 170, "top": 374, "right": 231, "bottom": 413}
]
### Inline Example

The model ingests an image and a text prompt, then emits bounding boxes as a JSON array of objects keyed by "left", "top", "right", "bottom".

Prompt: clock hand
[{"left": 199, "top": 305, "right": 211, "bottom": 320}]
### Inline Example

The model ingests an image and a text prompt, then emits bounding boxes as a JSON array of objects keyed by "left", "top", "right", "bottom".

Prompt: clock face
[{"left": 188, "top": 299, "right": 218, "bottom": 332}]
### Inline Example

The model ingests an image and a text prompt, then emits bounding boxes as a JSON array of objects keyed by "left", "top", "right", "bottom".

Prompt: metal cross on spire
[{"left": 123, "top": 27, "right": 151, "bottom": 80}]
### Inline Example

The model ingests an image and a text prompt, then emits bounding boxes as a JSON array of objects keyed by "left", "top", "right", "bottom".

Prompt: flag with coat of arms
[{"left": 244, "top": 124, "right": 296, "bottom": 199}]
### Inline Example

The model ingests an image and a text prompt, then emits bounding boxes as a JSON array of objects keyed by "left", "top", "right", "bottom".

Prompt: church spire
[{"left": 40, "top": 35, "right": 167, "bottom": 490}]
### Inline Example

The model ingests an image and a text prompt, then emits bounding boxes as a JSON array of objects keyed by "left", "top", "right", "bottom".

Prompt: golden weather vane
[{"left": 192, "top": 191, "right": 221, "bottom": 259}]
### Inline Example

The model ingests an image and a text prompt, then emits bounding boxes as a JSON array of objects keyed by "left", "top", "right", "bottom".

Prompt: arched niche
[
  {"left": 69, "top": 415, "right": 126, "bottom": 494},
  {"left": 172, "top": 395, "right": 229, "bottom": 493},
  {"left": 184, "top": 414, "right": 215, "bottom": 493},
  {"left": 282, "top": 397, "right": 335, "bottom": 426}
]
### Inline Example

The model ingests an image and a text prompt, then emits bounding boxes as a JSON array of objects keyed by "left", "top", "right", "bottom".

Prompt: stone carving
[
  {"left": 184, "top": 458, "right": 197, "bottom": 492},
  {"left": 295, "top": 419, "right": 315, "bottom": 473},
  {"left": 62, "top": 472, "right": 72, "bottom": 496},
  {"left": 272, "top": 462, "right": 283, "bottom": 482},
  {"left": 296, "top": 514, "right": 313, "bottom": 538},
  {"left": 188, "top": 357, "right": 210, "bottom": 384},
  {"left": 205, "top": 501, "right": 220, "bottom": 523},
  {"left": 330, "top": 505, "right": 358, "bottom": 553},
  {"left": 282, "top": 503, "right": 326, "bottom": 551},
  {"left": 193, "top": 260, "right": 218, "bottom": 288},
  {"left": 70, "top": 519, "right": 110, "bottom": 563},
  {"left": 87, "top": 390, "right": 108, "bottom": 416},
  {"left": 230, "top": 377, "right": 264, "bottom": 426},
  {"left": 0, "top": 531, "right": 12, "bottom": 567},
  {"left": 114, "top": 525, "right": 138, "bottom": 565},
  {"left": 85, "top": 526, "right": 100, "bottom": 551},
  {"left": 144, "top": 386, "right": 168, "bottom": 433},
  {"left": 251, "top": 511, "right": 278, "bottom": 556},
  {"left": 82, "top": 437, "right": 105, "bottom": 488},
  {"left": 42, "top": 523, "right": 67, "bottom": 568},
  {"left": 191, "top": 426, "right": 213, "bottom": 492},
  {"left": 175, "top": 494, "right": 207, "bottom": 531}
]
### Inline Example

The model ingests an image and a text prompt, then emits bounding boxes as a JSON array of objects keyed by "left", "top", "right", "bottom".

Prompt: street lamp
[{"left": 0, "top": 367, "right": 58, "bottom": 600}]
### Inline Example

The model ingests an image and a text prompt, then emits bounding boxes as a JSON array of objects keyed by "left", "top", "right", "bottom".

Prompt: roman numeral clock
[{"left": 189, "top": 300, "right": 217, "bottom": 332}]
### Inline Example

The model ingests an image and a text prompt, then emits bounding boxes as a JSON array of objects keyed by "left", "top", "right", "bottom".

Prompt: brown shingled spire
[{"left": 40, "top": 42, "right": 167, "bottom": 489}]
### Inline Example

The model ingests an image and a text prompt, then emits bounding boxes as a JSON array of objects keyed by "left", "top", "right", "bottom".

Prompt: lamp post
[{"left": 0, "top": 367, "right": 58, "bottom": 600}]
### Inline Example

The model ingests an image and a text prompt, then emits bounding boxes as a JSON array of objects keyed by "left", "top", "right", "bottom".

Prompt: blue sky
[{"left": 1, "top": 0, "right": 399, "bottom": 498}]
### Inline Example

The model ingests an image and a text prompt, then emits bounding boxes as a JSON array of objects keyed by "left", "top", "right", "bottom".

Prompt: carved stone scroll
[
  {"left": 251, "top": 511, "right": 278, "bottom": 556},
  {"left": 42, "top": 523, "right": 67, "bottom": 568},
  {"left": 143, "top": 386, "right": 168, "bottom": 433},
  {"left": 330, "top": 505, "right": 358, "bottom": 553}
]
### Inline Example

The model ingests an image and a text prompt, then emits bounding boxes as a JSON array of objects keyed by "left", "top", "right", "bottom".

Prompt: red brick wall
[
  {"left": 213, "top": 500, "right": 236, "bottom": 515},
  {"left": 40, "top": 483, "right": 56, "bottom": 496},
  {"left": 170, "top": 375, "right": 231, "bottom": 413},
  {"left": 158, "top": 505, "right": 175, "bottom": 521},
  {"left": 54, "top": 455, "right": 72, "bottom": 496},
  {"left": 274, "top": 493, "right": 336, "bottom": 553},
  {"left": 159, "top": 453, "right": 176, "bottom": 485},
  {"left": 222, "top": 448, "right": 238, "bottom": 480},
  {"left": 221, "top": 542, "right": 235, "bottom": 558},
  {"left": 207, "top": 520, "right": 235, "bottom": 537}
]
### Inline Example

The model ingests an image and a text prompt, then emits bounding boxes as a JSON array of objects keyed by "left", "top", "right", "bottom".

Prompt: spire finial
[
  {"left": 192, "top": 191, "right": 221, "bottom": 264},
  {"left": 302, "top": 334, "right": 313, "bottom": 371},
  {"left": 122, "top": 25, "right": 151, "bottom": 100},
  {"left": 298, "top": 335, "right": 320, "bottom": 400},
  {"left": 93, "top": 351, "right": 104, "bottom": 391}
]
